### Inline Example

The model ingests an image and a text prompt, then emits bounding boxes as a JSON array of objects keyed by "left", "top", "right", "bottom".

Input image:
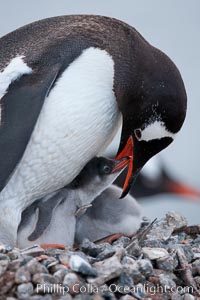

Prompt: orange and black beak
[
  {"left": 115, "top": 136, "right": 134, "bottom": 198},
  {"left": 167, "top": 180, "right": 200, "bottom": 201},
  {"left": 111, "top": 156, "right": 130, "bottom": 174}
]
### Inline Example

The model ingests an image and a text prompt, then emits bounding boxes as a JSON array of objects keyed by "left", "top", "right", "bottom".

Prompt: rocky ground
[{"left": 0, "top": 212, "right": 200, "bottom": 300}]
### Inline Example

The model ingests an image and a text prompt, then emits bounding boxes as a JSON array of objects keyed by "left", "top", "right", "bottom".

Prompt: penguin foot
[
  {"left": 40, "top": 243, "right": 67, "bottom": 250},
  {"left": 94, "top": 233, "right": 123, "bottom": 244}
]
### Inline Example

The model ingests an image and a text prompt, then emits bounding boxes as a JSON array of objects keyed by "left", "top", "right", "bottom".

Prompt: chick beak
[
  {"left": 111, "top": 156, "right": 130, "bottom": 173},
  {"left": 115, "top": 136, "right": 134, "bottom": 198}
]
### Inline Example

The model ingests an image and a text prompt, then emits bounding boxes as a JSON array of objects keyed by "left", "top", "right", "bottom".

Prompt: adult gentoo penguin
[
  {"left": 0, "top": 15, "right": 187, "bottom": 245},
  {"left": 17, "top": 155, "right": 130, "bottom": 248}
]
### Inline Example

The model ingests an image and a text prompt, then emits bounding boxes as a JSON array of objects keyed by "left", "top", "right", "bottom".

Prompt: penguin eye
[
  {"left": 134, "top": 128, "right": 142, "bottom": 141},
  {"left": 101, "top": 164, "right": 111, "bottom": 174}
]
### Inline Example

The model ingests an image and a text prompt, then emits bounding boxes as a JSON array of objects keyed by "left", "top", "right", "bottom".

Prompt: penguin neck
[{"left": 74, "top": 172, "right": 121, "bottom": 208}]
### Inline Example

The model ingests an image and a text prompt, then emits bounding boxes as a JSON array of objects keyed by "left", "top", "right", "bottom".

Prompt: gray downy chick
[
  {"left": 17, "top": 156, "right": 130, "bottom": 248},
  {"left": 75, "top": 185, "right": 142, "bottom": 244}
]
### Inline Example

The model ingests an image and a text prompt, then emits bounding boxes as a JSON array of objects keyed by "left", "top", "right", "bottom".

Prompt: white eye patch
[{"left": 135, "top": 120, "right": 176, "bottom": 142}]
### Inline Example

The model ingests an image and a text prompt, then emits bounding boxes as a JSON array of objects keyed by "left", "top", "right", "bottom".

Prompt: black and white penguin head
[
  {"left": 70, "top": 156, "right": 129, "bottom": 196},
  {"left": 116, "top": 46, "right": 187, "bottom": 197}
]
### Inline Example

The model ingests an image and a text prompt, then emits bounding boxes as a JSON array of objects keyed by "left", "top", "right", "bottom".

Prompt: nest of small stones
[{"left": 0, "top": 212, "right": 200, "bottom": 300}]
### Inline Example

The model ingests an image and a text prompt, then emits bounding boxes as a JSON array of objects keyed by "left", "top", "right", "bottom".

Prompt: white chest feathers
[{"left": 1, "top": 47, "right": 121, "bottom": 208}]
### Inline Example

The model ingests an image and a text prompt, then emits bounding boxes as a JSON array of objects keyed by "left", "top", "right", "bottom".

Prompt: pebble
[
  {"left": 142, "top": 247, "right": 169, "bottom": 260},
  {"left": 69, "top": 254, "right": 97, "bottom": 277},
  {"left": 80, "top": 239, "right": 108, "bottom": 257},
  {"left": 182, "top": 294, "right": 196, "bottom": 300},
  {"left": 137, "top": 259, "right": 153, "bottom": 277},
  {"left": 26, "top": 258, "right": 49, "bottom": 274},
  {"left": 146, "top": 212, "right": 187, "bottom": 242},
  {"left": 20, "top": 245, "right": 45, "bottom": 257},
  {"left": 17, "top": 282, "right": 34, "bottom": 299},
  {"left": 0, "top": 253, "right": 9, "bottom": 276},
  {"left": 156, "top": 255, "right": 175, "bottom": 272},
  {"left": 15, "top": 266, "right": 31, "bottom": 283},
  {"left": 88, "top": 255, "right": 122, "bottom": 286},
  {"left": 159, "top": 273, "right": 176, "bottom": 290},
  {"left": 32, "top": 273, "right": 59, "bottom": 285},
  {"left": 63, "top": 272, "right": 80, "bottom": 295}
]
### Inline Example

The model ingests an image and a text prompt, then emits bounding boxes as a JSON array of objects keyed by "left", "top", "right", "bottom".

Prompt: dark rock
[
  {"left": 113, "top": 236, "right": 130, "bottom": 248},
  {"left": 118, "top": 271, "right": 134, "bottom": 293},
  {"left": 180, "top": 245, "right": 194, "bottom": 263},
  {"left": 156, "top": 255, "right": 175, "bottom": 272},
  {"left": 137, "top": 259, "right": 153, "bottom": 277},
  {"left": 80, "top": 239, "right": 108, "bottom": 257}
]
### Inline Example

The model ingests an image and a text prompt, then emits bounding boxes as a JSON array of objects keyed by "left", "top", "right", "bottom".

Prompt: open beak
[
  {"left": 115, "top": 136, "right": 134, "bottom": 198},
  {"left": 112, "top": 156, "right": 130, "bottom": 173}
]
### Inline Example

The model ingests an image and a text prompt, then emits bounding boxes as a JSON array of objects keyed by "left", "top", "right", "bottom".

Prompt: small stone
[
  {"left": 63, "top": 272, "right": 80, "bottom": 295},
  {"left": 181, "top": 245, "right": 194, "bottom": 263},
  {"left": 28, "top": 296, "right": 44, "bottom": 300},
  {"left": 50, "top": 263, "right": 69, "bottom": 273},
  {"left": 192, "top": 259, "right": 200, "bottom": 275},
  {"left": 194, "top": 235, "right": 200, "bottom": 243},
  {"left": 80, "top": 239, "right": 108, "bottom": 257},
  {"left": 142, "top": 239, "right": 164, "bottom": 248},
  {"left": 127, "top": 242, "right": 142, "bottom": 257},
  {"left": 182, "top": 294, "right": 195, "bottom": 300},
  {"left": 113, "top": 236, "right": 130, "bottom": 248},
  {"left": 53, "top": 268, "right": 69, "bottom": 281},
  {"left": 118, "top": 271, "right": 134, "bottom": 293},
  {"left": 17, "top": 282, "right": 34, "bottom": 300},
  {"left": 26, "top": 258, "right": 48, "bottom": 274},
  {"left": 58, "top": 295, "right": 73, "bottom": 300},
  {"left": 0, "top": 253, "right": 9, "bottom": 276},
  {"left": 32, "top": 273, "right": 59, "bottom": 285},
  {"left": 194, "top": 275, "right": 200, "bottom": 285},
  {"left": 69, "top": 255, "right": 97, "bottom": 277},
  {"left": 137, "top": 259, "right": 153, "bottom": 277},
  {"left": 171, "top": 293, "right": 182, "bottom": 300},
  {"left": 120, "top": 296, "right": 138, "bottom": 300},
  {"left": 142, "top": 247, "right": 169, "bottom": 260},
  {"left": 15, "top": 266, "right": 31, "bottom": 283},
  {"left": 156, "top": 255, "right": 175, "bottom": 272},
  {"left": 145, "top": 212, "right": 187, "bottom": 242},
  {"left": 159, "top": 274, "right": 176, "bottom": 290},
  {"left": 131, "top": 283, "right": 146, "bottom": 298},
  {"left": 122, "top": 256, "right": 136, "bottom": 266},
  {"left": 96, "top": 247, "right": 116, "bottom": 261},
  {"left": 20, "top": 245, "right": 44, "bottom": 257},
  {"left": 88, "top": 255, "right": 122, "bottom": 286},
  {"left": 59, "top": 252, "right": 70, "bottom": 266}
]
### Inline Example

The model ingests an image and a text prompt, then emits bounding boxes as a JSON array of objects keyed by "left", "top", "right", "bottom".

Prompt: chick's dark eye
[
  {"left": 102, "top": 165, "right": 111, "bottom": 174},
  {"left": 134, "top": 128, "right": 142, "bottom": 141}
]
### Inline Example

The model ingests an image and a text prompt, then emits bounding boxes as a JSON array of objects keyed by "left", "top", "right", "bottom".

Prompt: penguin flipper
[
  {"left": 0, "top": 63, "right": 61, "bottom": 191},
  {"left": 28, "top": 191, "right": 65, "bottom": 241}
]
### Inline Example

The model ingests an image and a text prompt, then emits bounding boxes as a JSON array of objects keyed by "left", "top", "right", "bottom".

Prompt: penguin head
[
  {"left": 70, "top": 156, "right": 130, "bottom": 196},
  {"left": 116, "top": 47, "right": 187, "bottom": 198}
]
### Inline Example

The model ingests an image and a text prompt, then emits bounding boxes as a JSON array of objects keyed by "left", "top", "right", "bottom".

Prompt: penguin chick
[
  {"left": 75, "top": 185, "right": 142, "bottom": 244},
  {"left": 17, "top": 156, "right": 130, "bottom": 248}
]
